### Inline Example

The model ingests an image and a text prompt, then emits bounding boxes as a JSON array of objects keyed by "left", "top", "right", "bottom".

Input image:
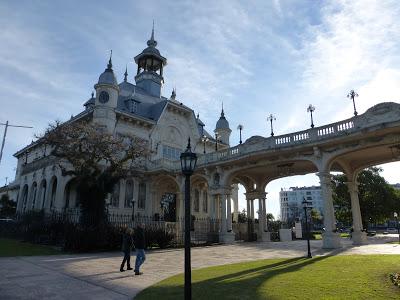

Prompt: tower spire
[
  {"left": 221, "top": 102, "right": 225, "bottom": 117},
  {"left": 124, "top": 65, "right": 128, "bottom": 82},
  {"left": 107, "top": 50, "right": 113, "bottom": 70},
  {"left": 147, "top": 21, "right": 157, "bottom": 47}
]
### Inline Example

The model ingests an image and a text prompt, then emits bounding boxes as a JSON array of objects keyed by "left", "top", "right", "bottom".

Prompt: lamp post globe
[
  {"left": 180, "top": 138, "right": 197, "bottom": 300},
  {"left": 307, "top": 104, "right": 315, "bottom": 128},
  {"left": 237, "top": 124, "right": 243, "bottom": 144}
]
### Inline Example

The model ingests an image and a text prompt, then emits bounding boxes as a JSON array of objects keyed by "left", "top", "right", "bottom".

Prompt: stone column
[
  {"left": 318, "top": 172, "right": 341, "bottom": 249},
  {"left": 218, "top": 192, "right": 235, "bottom": 243},
  {"left": 232, "top": 185, "right": 239, "bottom": 223},
  {"left": 250, "top": 200, "right": 254, "bottom": 220},
  {"left": 220, "top": 194, "right": 227, "bottom": 233},
  {"left": 263, "top": 197, "right": 268, "bottom": 231},
  {"left": 226, "top": 194, "right": 232, "bottom": 232},
  {"left": 246, "top": 198, "right": 251, "bottom": 220},
  {"left": 346, "top": 181, "right": 367, "bottom": 245},
  {"left": 258, "top": 195, "right": 271, "bottom": 241},
  {"left": 258, "top": 197, "right": 264, "bottom": 237}
]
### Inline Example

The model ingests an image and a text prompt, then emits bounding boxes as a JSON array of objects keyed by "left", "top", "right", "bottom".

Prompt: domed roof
[
  {"left": 98, "top": 55, "right": 118, "bottom": 86},
  {"left": 98, "top": 70, "right": 117, "bottom": 85},
  {"left": 216, "top": 109, "right": 230, "bottom": 130}
]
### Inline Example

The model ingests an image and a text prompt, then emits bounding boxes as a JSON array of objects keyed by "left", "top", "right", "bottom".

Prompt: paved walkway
[{"left": 1, "top": 235, "right": 399, "bottom": 299}]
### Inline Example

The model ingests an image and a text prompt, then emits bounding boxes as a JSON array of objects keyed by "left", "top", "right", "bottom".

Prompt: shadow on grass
[{"left": 135, "top": 255, "right": 329, "bottom": 300}]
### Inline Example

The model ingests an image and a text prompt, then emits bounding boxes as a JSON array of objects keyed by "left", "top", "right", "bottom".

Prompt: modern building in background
[{"left": 280, "top": 186, "right": 323, "bottom": 224}]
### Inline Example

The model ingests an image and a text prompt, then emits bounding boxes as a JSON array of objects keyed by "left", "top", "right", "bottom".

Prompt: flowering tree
[{"left": 39, "top": 120, "right": 148, "bottom": 224}]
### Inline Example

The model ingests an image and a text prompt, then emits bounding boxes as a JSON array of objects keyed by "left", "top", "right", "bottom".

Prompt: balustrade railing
[
  {"left": 145, "top": 115, "right": 370, "bottom": 170},
  {"left": 197, "top": 116, "right": 360, "bottom": 166}
]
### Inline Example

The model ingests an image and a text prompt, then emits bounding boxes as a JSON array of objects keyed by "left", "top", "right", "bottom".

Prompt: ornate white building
[
  {"left": 4, "top": 27, "right": 400, "bottom": 248},
  {"left": 7, "top": 28, "right": 240, "bottom": 233}
]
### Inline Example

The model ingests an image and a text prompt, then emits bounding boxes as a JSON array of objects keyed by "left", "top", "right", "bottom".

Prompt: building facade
[
  {"left": 280, "top": 186, "right": 323, "bottom": 224},
  {"left": 8, "top": 28, "right": 239, "bottom": 229}
]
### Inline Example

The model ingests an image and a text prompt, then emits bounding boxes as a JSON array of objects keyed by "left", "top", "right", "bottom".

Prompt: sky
[{"left": 1, "top": 0, "right": 400, "bottom": 218}]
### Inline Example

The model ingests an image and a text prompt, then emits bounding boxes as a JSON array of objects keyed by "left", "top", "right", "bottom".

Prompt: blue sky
[{"left": 1, "top": 0, "right": 400, "bottom": 218}]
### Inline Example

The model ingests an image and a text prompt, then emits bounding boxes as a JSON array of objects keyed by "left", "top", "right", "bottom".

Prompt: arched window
[
  {"left": 21, "top": 185, "right": 28, "bottom": 212},
  {"left": 194, "top": 189, "right": 200, "bottom": 212},
  {"left": 111, "top": 182, "right": 120, "bottom": 208},
  {"left": 30, "top": 182, "right": 37, "bottom": 210},
  {"left": 125, "top": 180, "right": 134, "bottom": 208},
  {"left": 38, "top": 180, "right": 47, "bottom": 209},
  {"left": 50, "top": 178, "right": 57, "bottom": 209}
]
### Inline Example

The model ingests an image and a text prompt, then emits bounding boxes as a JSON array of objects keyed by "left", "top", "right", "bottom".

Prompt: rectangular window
[
  {"left": 162, "top": 145, "right": 181, "bottom": 160},
  {"left": 138, "top": 182, "right": 146, "bottom": 209}
]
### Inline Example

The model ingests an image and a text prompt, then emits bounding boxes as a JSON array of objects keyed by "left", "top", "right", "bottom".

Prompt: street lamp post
[
  {"left": 347, "top": 90, "right": 359, "bottom": 116},
  {"left": 180, "top": 138, "right": 197, "bottom": 300},
  {"left": 201, "top": 135, "right": 208, "bottom": 154},
  {"left": 395, "top": 212, "right": 400, "bottom": 244},
  {"left": 267, "top": 114, "right": 276, "bottom": 137},
  {"left": 237, "top": 124, "right": 243, "bottom": 144},
  {"left": 302, "top": 198, "right": 312, "bottom": 258},
  {"left": 307, "top": 104, "right": 315, "bottom": 128}
]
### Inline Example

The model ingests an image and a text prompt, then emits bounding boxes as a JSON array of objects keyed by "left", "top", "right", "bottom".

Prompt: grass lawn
[
  {"left": 136, "top": 255, "right": 400, "bottom": 300},
  {"left": 0, "top": 238, "right": 62, "bottom": 257}
]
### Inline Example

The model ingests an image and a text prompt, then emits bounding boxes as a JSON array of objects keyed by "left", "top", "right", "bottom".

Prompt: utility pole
[{"left": 0, "top": 121, "right": 33, "bottom": 165}]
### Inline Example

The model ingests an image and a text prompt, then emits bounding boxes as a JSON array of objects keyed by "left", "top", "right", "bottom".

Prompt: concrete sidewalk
[{"left": 0, "top": 235, "right": 399, "bottom": 299}]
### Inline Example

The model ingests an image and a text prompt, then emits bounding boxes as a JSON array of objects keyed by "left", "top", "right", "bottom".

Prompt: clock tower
[{"left": 93, "top": 52, "right": 119, "bottom": 133}]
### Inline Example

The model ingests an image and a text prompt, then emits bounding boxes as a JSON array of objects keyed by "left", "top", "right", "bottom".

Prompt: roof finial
[
  {"left": 107, "top": 50, "right": 113, "bottom": 70},
  {"left": 151, "top": 20, "right": 155, "bottom": 41},
  {"left": 124, "top": 65, "right": 128, "bottom": 82},
  {"left": 197, "top": 113, "right": 200, "bottom": 119},
  {"left": 221, "top": 101, "right": 225, "bottom": 117},
  {"left": 170, "top": 87, "right": 176, "bottom": 100},
  {"left": 91, "top": 91, "right": 94, "bottom": 98},
  {"left": 147, "top": 20, "right": 157, "bottom": 47}
]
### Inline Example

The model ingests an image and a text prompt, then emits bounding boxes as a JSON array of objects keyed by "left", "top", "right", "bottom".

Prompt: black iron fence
[{"left": 4, "top": 210, "right": 222, "bottom": 249}]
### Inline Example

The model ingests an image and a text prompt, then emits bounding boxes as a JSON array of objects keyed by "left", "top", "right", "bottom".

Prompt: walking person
[
  {"left": 134, "top": 222, "right": 146, "bottom": 275},
  {"left": 120, "top": 227, "right": 133, "bottom": 272}
]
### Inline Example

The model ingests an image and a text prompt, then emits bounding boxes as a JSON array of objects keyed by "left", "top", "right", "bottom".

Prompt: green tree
[
  {"left": 332, "top": 167, "right": 400, "bottom": 228},
  {"left": 0, "top": 194, "right": 16, "bottom": 217},
  {"left": 310, "top": 208, "right": 323, "bottom": 228},
  {"left": 39, "top": 120, "right": 148, "bottom": 225},
  {"left": 237, "top": 209, "right": 247, "bottom": 223}
]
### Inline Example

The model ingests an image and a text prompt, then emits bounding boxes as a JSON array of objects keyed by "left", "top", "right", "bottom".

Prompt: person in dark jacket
[
  {"left": 120, "top": 227, "right": 133, "bottom": 272},
  {"left": 134, "top": 223, "right": 146, "bottom": 275}
]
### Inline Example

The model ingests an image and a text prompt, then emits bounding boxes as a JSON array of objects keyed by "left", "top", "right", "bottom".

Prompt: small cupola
[
  {"left": 97, "top": 51, "right": 118, "bottom": 86},
  {"left": 214, "top": 104, "right": 232, "bottom": 146}
]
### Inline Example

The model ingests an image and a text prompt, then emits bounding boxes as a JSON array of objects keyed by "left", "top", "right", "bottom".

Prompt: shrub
[
  {"left": 145, "top": 226, "right": 175, "bottom": 249},
  {"left": 390, "top": 272, "right": 400, "bottom": 287}
]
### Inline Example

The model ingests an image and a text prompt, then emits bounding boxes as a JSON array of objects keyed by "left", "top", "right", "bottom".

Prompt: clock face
[{"left": 99, "top": 91, "right": 109, "bottom": 104}]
